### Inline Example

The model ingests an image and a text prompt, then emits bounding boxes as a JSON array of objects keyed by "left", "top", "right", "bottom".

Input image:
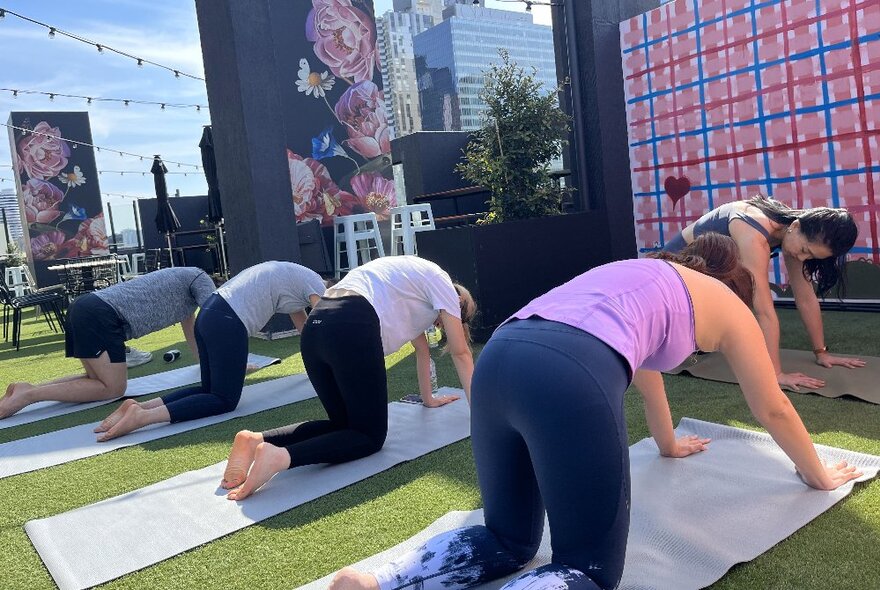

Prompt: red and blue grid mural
[{"left": 621, "top": 0, "right": 880, "bottom": 286}]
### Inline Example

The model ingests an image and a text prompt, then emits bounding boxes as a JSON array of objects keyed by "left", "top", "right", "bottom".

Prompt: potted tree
[{"left": 417, "top": 50, "right": 615, "bottom": 340}]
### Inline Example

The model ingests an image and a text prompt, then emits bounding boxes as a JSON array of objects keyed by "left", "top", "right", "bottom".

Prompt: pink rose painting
[
  {"left": 10, "top": 115, "right": 106, "bottom": 263},
  {"left": 306, "top": 0, "right": 378, "bottom": 84},
  {"left": 334, "top": 80, "right": 390, "bottom": 159},
  {"left": 22, "top": 179, "right": 64, "bottom": 224},
  {"left": 348, "top": 172, "right": 397, "bottom": 218},
  {"left": 17, "top": 121, "right": 71, "bottom": 180},
  {"left": 287, "top": 2, "right": 396, "bottom": 230},
  {"left": 72, "top": 214, "right": 110, "bottom": 256},
  {"left": 287, "top": 150, "right": 355, "bottom": 224},
  {"left": 31, "top": 231, "right": 71, "bottom": 261}
]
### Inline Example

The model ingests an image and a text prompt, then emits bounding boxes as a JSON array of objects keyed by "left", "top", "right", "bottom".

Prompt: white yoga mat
[
  {"left": 0, "top": 373, "right": 313, "bottom": 479},
  {"left": 0, "top": 353, "right": 280, "bottom": 430},
  {"left": 26, "top": 393, "right": 471, "bottom": 590},
  {"left": 298, "top": 418, "right": 880, "bottom": 590}
]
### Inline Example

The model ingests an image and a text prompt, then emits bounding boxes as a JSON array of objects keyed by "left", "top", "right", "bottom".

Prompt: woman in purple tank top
[
  {"left": 330, "top": 234, "right": 862, "bottom": 590},
  {"left": 666, "top": 195, "right": 863, "bottom": 391}
]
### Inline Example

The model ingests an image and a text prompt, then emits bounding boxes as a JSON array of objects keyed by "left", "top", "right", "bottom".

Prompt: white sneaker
[{"left": 125, "top": 347, "right": 154, "bottom": 368}]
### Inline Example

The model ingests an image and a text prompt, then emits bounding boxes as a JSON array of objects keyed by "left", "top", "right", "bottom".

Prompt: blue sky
[{"left": 0, "top": 0, "right": 549, "bottom": 231}]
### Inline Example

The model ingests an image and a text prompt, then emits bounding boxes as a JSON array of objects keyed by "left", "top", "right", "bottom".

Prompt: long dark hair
[
  {"left": 746, "top": 195, "right": 857, "bottom": 296},
  {"left": 650, "top": 232, "right": 754, "bottom": 307}
]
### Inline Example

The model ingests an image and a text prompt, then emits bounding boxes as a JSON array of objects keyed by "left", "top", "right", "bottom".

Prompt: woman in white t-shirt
[
  {"left": 221, "top": 256, "right": 476, "bottom": 500},
  {"left": 94, "top": 261, "right": 326, "bottom": 441}
]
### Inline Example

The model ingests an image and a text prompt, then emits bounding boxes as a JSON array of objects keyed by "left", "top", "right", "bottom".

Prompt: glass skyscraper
[
  {"left": 0, "top": 187, "right": 24, "bottom": 244},
  {"left": 413, "top": 4, "right": 557, "bottom": 131},
  {"left": 377, "top": 9, "right": 436, "bottom": 138}
]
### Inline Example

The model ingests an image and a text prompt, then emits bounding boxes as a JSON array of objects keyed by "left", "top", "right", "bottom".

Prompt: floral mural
[
  {"left": 285, "top": 0, "right": 396, "bottom": 226},
  {"left": 8, "top": 113, "right": 109, "bottom": 276}
]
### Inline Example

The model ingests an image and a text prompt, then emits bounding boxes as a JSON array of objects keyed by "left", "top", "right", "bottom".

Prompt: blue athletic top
[{"left": 664, "top": 202, "right": 774, "bottom": 253}]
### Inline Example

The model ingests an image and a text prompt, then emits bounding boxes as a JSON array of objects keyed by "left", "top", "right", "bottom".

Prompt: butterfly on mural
[{"left": 664, "top": 175, "right": 691, "bottom": 210}]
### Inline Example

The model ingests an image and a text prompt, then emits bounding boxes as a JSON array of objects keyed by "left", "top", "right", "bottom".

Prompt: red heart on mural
[{"left": 664, "top": 175, "right": 691, "bottom": 209}]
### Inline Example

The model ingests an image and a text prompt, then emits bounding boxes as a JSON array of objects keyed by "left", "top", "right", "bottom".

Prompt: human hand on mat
[
  {"left": 422, "top": 394, "right": 460, "bottom": 408},
  {"left": 797, "top": 460, "right": 863, "bottom": 490},
  {"left": 661, "top": 435, "right": 711, "bottom": 458},
  {"left": 814, "top": 352, "right": 866, "bottom": 370},
  {"left": 776, "top": 371, "right": 825, "bottom": 391}
]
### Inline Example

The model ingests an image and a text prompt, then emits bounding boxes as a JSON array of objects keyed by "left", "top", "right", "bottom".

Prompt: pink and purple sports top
[{"left": 507, "top": 258, "right": 698, "bottom": 375}]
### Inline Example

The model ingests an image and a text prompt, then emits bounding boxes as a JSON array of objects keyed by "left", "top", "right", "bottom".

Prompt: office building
[
  {"left": 0, "top": 187, "right": 24, "bottom": 244},
  {"left": 413, "top": 3, "right": 556, "bottom": 131}
]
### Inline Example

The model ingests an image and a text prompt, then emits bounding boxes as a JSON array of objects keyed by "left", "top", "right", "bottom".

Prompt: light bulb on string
[
  {"left": 12, "top": 90, "right": 18, "bottom": 98},
  {"left": 96, "top": 44, "right": 103, "bottom": 53},
  {"left": 48, "top": 27, "right": 56, "bottom": 38},
  {"left": 0, "top": 9, "right": 6, "bottom": 19},
  {"left": 86, "top": 97, "right": 93, "bottom": 106},
  {"left": 173, "top": 70, "right": 180, "bottom": 78},
  {"left": 160, "top": 103, "right": 166, "bottom": 110},
  {"left": 123, "top": 100, "right": 129, "bottom": 107},
  {"left": 136, "top": 58, "right": 143, "bottom": 67},
  {"left": 48, "top": 93, "right": 55, "bottom": 102}
]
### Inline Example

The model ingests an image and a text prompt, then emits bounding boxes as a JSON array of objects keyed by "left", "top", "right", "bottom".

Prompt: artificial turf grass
[{"left": 0, "top": 309, "right": 878, "bottom": 589}]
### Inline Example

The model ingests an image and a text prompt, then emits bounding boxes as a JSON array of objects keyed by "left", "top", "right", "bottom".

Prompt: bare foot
[
  {"left": 0, "top": 383, "right": 35, "bottom": 419},
  {"left": 221, "top": 430, "right": 264, "bottom": 489},
  {"left": 94, "top": 399, "right": 138, "bottom": 433},
  {"left": 97, "top": 404, "right": 153, "bottom": 442},
  {"left": 226, "top": 442, "right": 290, "bottom": 501},
  {"left": 330, "top": 568, "right": 380, "bottom": 590}
]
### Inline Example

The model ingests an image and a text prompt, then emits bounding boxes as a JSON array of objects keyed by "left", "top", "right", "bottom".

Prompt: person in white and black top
[
  {"left": 0, "top": 267, "right": 215, "bottom": 419},
  {"left": 221, "top": 256, "right": 477, "bottom": 501},
  {"left": 95, "top": 261, "right": 326, "bottom": 441}
]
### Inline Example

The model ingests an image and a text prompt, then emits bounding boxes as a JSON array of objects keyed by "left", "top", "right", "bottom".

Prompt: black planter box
[{"left": 417, "top": 211, "right": 615, "bottom": 341}]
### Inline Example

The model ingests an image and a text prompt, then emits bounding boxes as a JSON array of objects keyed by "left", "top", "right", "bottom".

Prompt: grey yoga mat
[
  {"left": 0, "top": 353, "right": 281, "bottom": 430},
  {"left": 298, "top": 418, "right": 880, "bottom": 590},
  {"left": 667, "top": 350, "right": 880, "bottom": 404},
  {"left": 0, "top": 373, "right": 313, "bottom": 479},
  {"left": 26, "top": 393, "right": 471, "bottom": 590}
]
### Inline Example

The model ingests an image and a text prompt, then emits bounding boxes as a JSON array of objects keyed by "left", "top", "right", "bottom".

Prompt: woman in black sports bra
[{"left": 664, "top": 195, "right": 863, "bottom": 390}]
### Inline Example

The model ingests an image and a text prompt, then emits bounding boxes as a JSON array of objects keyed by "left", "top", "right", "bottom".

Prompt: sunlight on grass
[{"left": 0, "top": 308, "right": 877, "bottom": 589}]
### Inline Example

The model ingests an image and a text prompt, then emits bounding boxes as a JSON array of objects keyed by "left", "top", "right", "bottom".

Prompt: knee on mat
[
  {"left": 357, "top": 427, "right": 387, "bottom": 456},
  {"left": 499, "top": 565, "right": 604, "bottom": 590},
  {"left": 217, "top": 395, "right": 243, "bottom": 414}
]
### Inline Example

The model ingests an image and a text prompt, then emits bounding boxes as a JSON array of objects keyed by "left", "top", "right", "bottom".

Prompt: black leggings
[
  {"left": 262, "top": 295, "right": 387, "bottom": 468},
  {"left": 371, "top": 318, "right": 631, "bottom": 590},
  {"left": 161, "top": 294, "right": 249, "bottom": 423}
]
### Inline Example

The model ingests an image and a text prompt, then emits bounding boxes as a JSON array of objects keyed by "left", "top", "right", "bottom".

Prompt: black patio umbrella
[
  {"left": 152, "top": 155, "right": 180, "bottom": 267},
  {"left": 199, "top": 125, "right": 227, "bottom": 277},
  {"left": 1, "top": 208, "right": 11, "bottom": 250}
]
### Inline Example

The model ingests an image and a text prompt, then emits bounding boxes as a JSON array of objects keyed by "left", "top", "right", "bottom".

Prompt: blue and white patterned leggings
[{"left": 371, "top": 319, "right": 632, "bottom": 590}]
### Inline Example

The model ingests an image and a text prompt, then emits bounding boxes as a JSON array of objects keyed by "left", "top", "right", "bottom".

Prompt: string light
[
  {"left": 2, "top": 122, "right": 202, "bottom": 170},
  {"left": 0, "top": 8, "right": 205, "bottom": 81},
  {"left": 496, "top": 0, "right": 562, "bottom": 7},
  {"left": 102, "top": 192, "right": 149, "bottom": 200},
  {"left": 0, "top": 88, "right": 208, "bottom": 112},
  {"left": 99, "top": 170, "right": 193, "bottom": 176}
]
